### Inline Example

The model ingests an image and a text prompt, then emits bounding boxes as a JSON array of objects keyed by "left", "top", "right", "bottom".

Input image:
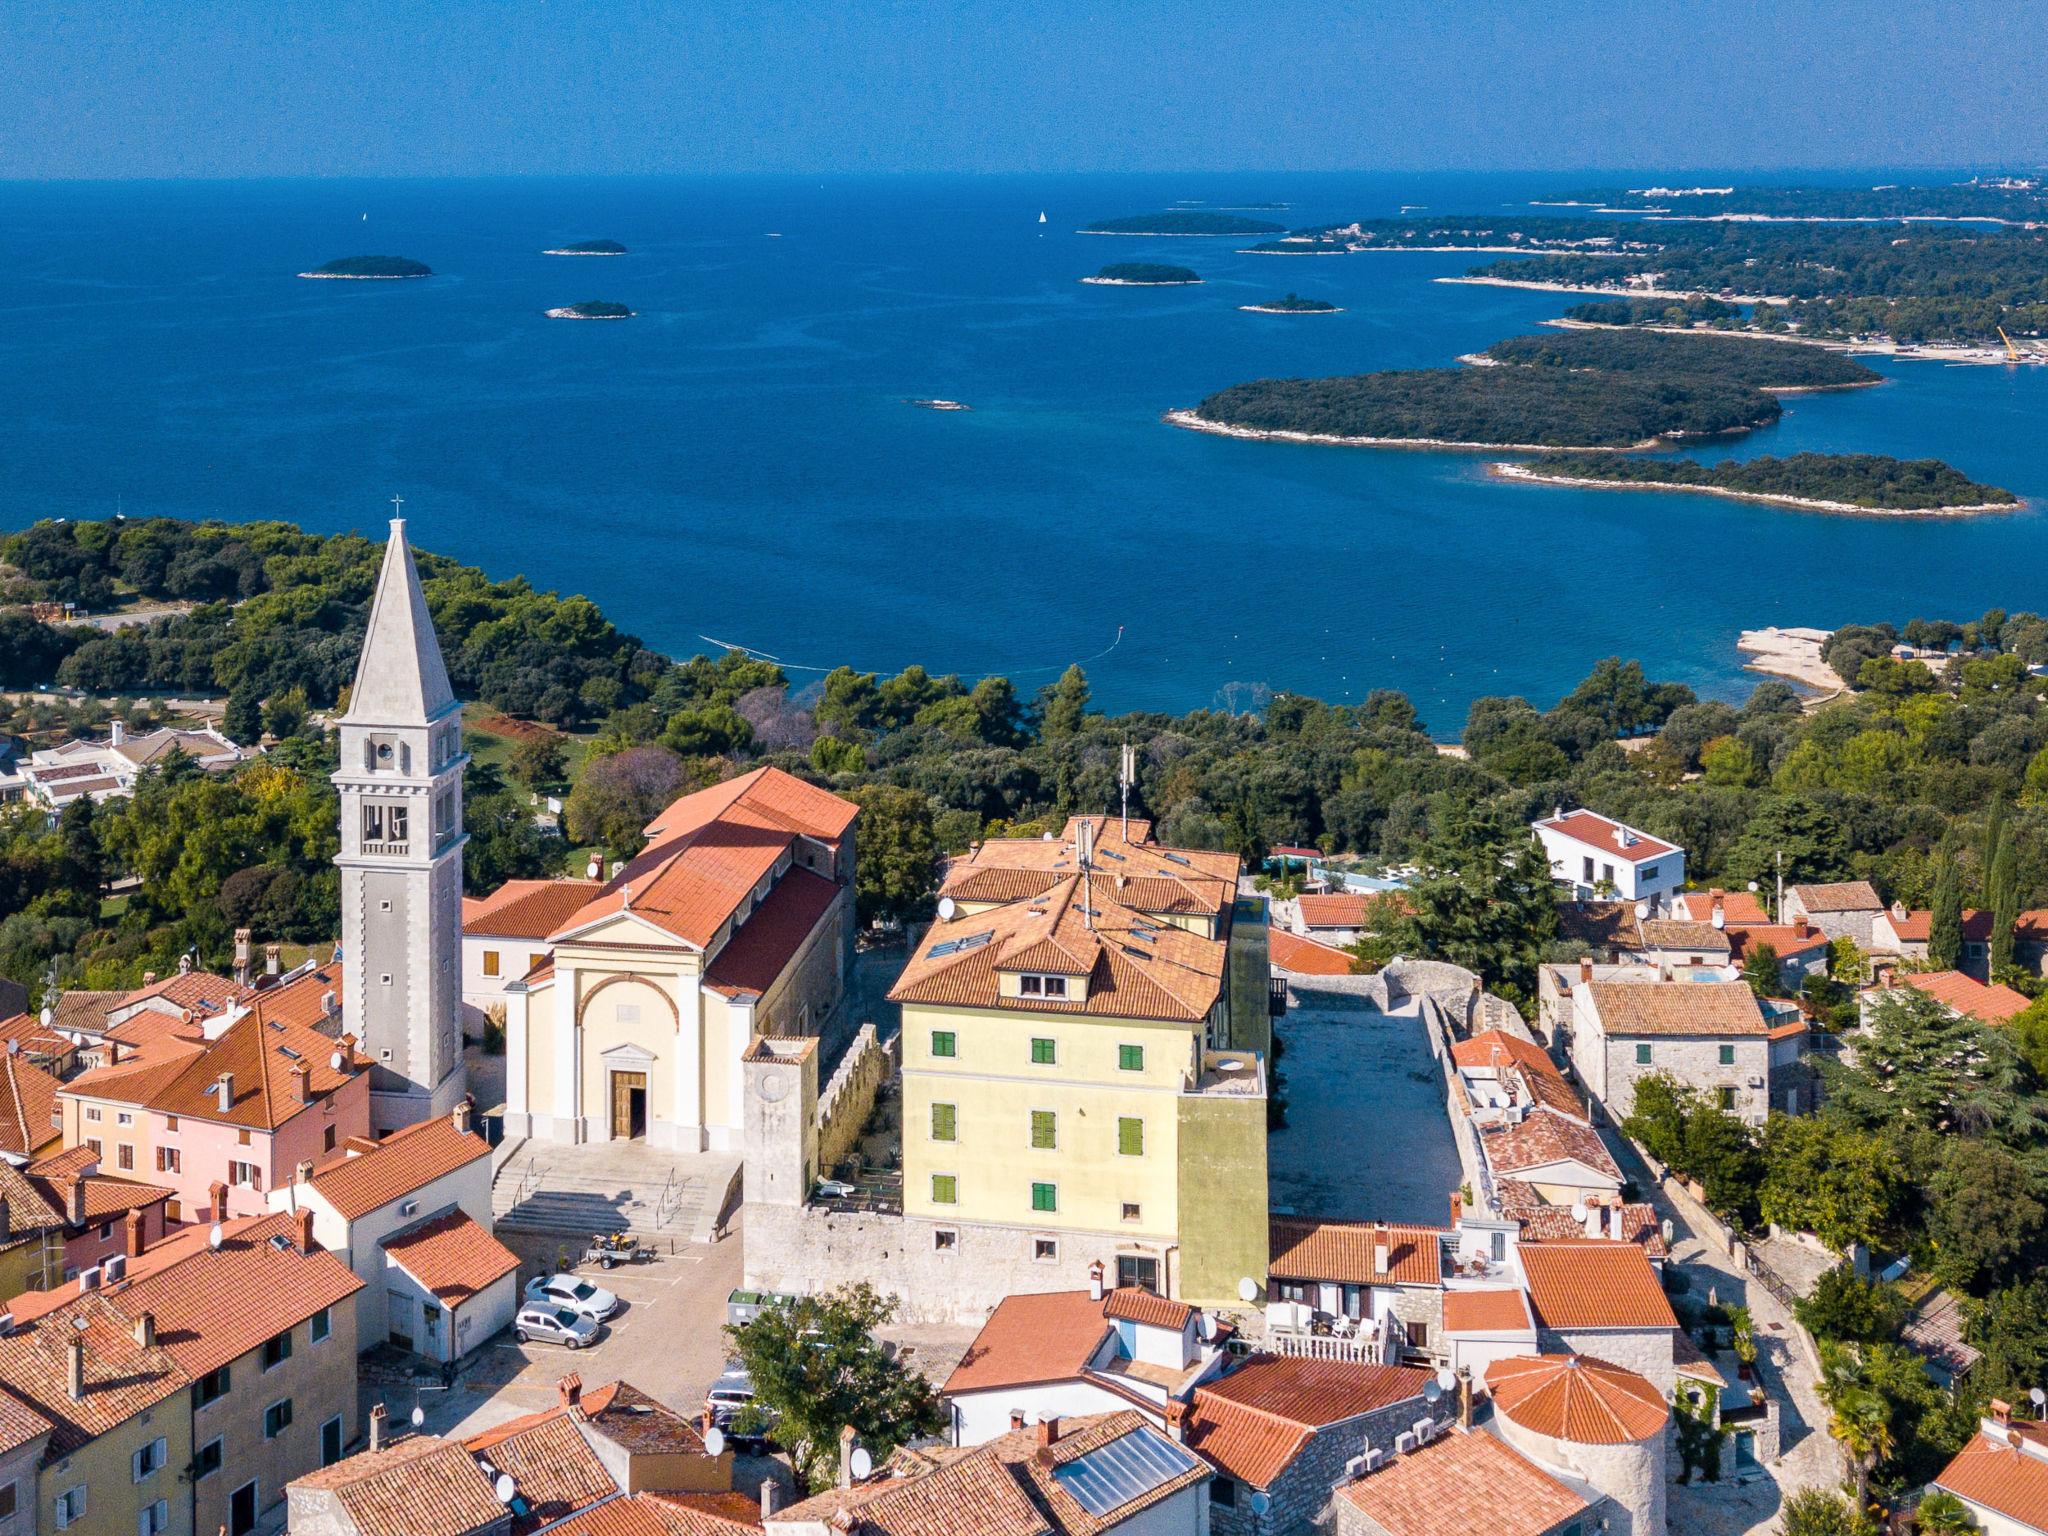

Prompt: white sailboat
[{"left": 1038, "top": 212, "right": 1047, "bottom": 224}]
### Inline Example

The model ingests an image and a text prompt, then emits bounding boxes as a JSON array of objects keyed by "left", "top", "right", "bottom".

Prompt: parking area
[{"left": 1266, "top": 993, "right": 1464, "bottom": 1227}]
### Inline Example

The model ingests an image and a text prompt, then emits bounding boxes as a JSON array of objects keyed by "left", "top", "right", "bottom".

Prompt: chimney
[
  {"left": 1448, "top": 1191, "right": 1462, "bottom": 1227},
  {"left": 134, "top": 1311, "right": 155, "bottom": 1349},
  {"left": 368, "top": 1403, "right": 388, "bottom": 1452},
  {"left": 209, "top": 1180, "right": 228, "bottom": 1220},
  {"left": 1164, "top": 1398, "right": 1187, "bottom": 1442},
  {"left": 125, "top": 1208, "right": 146, "bottom": 1259},
  {"left": 1608, "top": 1202, "right": 1624, "bottom": 1241},
  {"left": 838, "top": 1425, "right": 859, "bottom": 1489},
  {"left": 1373, "top": 1221, "right": 1390, "bottom": 1277},
  {"left": 559, "top": 1373, "right": 583, "bottom": 1413},
  {"left": 760, "top": 1481, "right": 779, "bottom": 1520},
  {"left": 1892, "top": 899, "right": 1907, "bottom": 921},
  {"left": 294, "top": 1206, "right": 315, "bottom": 1253},
  {"left": 234, "top": 928, "right": 252, "bottom": 986},
  {"left": 452, "top": 1098, "right": 473, "bottom": 1136},
  {"left": 1088, "top": 1260, "right": 1105, "bottom": 1303},
  {"left": 1010, "top": 1408, "right": 1026, "bottom": 1432},
  {"left": 1037, "top": 1416, "right": 1061, "bottom": 1448},
  {"left": 110, "top": 719, "right": 125, "bottom": 747},
  {"left": 178, "top": 953, "right": 193, "bottom": 976},
  {"left": 265, "top": 943, "right": 281, "bottom": 977},
  {"left": 1794, "top": 915, "right": 1811, "bottom": 941},
  {"left": 1457, "top": 1368, "right": 1474, "bottom": 1431},
  {"left": 1992, "top": 1398, "right": 2013, "bottom": 1426},
  {"left": 66, "top": 1336, "right": 85, "bottom": 1401},
  {"left": 291, "top": 1063, "right": 311, "bottom": 1105},
  {"left": 215, "top": 1072, "right": 234, "bottom": 1113},
  {"left": 142, "top": 971, "right": 157, "bottom": 986},
  {"left": 1583, "top": 1204, "right": 1603, "bottom": 1238},
  {"left": 1577, "top": 956, "right": 1593, "bottom": 986},
  {"left": 296, "top": 1159, "right": 314, "bottom": 1185},
  {"left": 68, "top": 1173, "right": 87, "bottom": 1227}
]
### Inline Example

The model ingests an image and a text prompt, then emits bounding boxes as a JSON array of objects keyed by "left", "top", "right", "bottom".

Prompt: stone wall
[
  {"left": 1601, "top": 1034, "right": 1770, "bottom": 1126},
  {"left": 1538, "top": 1325, "right": 1675, "bottom": 1397},
  {"left": 816, "top": 1022, "right": 894, "bottom": 1174},
  {"left": 1211, "top": 1396, "right": 1434, "bottom": 1536}
]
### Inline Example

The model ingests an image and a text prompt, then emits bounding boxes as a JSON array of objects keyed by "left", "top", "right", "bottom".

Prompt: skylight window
[{"left": 928, "top": 930, "right": 995, "bottom": 959}]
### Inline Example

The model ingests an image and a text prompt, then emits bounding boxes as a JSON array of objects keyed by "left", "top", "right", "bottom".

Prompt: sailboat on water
[{"left": 1038, "top": 212, "right": 1047, "bottom": 224}]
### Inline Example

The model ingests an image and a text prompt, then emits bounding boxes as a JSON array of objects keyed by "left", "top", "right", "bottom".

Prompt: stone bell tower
[{"left": 332, "top": 514, "right": 468, "bottom": 1130}]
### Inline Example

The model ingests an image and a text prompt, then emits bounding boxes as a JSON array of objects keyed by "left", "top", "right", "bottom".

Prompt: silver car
[
  {"left": 514, "top": 1305, "right": 600, "bottom": 1350},
  {"left": 525, "top": 1273, "right": 620, "bottom": 1321}
]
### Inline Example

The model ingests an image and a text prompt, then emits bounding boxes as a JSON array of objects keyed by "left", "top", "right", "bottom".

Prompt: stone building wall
[
  {"left": 1601, "top": 1034, "right": 1771, "bottom": 1126},
  {"left": 1210, "top": 1396, "right": 1434, "bottom": 1536},
  {"left": 1538, "top": 1325, "right": 1675, "bottom": 1397},
  {"left": 816, "top": 1023, "right": 893, "bottom": 1174}
]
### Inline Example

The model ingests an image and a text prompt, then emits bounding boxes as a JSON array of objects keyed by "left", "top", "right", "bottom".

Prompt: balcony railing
[{"left": 1268, "top": 1325, "right": 1387, "bottom": 1365}]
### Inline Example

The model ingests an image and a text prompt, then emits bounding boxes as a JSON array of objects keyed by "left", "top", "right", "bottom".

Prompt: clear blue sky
[{"left": 3, "top": 0, "right": 2041, "bottom": 179}]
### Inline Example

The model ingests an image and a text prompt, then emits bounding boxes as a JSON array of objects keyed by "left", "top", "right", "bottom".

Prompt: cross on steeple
[{"left": 390, "top": 493, "right": 404, "bottom": 522}]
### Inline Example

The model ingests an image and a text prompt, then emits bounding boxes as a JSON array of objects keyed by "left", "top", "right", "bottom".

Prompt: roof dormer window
[{"left": 1018, "top": 974, "right": 1069, "bottom": 999}]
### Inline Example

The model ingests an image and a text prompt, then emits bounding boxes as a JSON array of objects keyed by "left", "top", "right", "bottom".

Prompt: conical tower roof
[
  {"left": 1488, "top": 1353, "right": 1669, "bottom": 1444},
  {"left": 342, "top": 519, "right": 456, "bottom": 726}
]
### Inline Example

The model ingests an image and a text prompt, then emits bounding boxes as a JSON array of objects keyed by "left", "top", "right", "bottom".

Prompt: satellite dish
[
  {"left": 1570, "top": 1199, "right": 1588, "bottom": 1222},
  {"left": 936, "top": 896, "right": 957, "bottom": 922},
  {"left": 1041, "top": 831, "right": 1055, "bottom": 841},
  {"left": 208, "top": 1223, "right": 224, "bottom": 1250},
  {"left": 1197, "top": 1313, "right": 1216, "bottom": 1342},
  {"left": 1238, "top": 1277, "right": 1260, "bottom": 1303},
  {"left": 1634, "top": 900, "right": 1650, "bottom": 920},
  {"left": 850, "top": 1447, "right": 873, "bottom": 1479},
  {"left": 1250, "top": 1491, "right": 1272, "bottom": 1516},
  {"left": 330, "top": 1051, "right": 344, "bottom": 1071},
  {"left": 2033, "top": 1388, "right": 2047, "bottom": 1409},
  {"left": 494, "top": 1474, "right": 517, "bottom": 1504},
  {"left": 1423, "top": 1378, "right": 1442, "bottom": 1403},
  {"left": 411, "top": 1405, "right": 426, "bottom": 1428},
  {"left": 703, "top": 1426, "right": 727, "bottom": 1457},
  {"left": 1436, "top": 1368, "right": 1457, "bottom": 1392}
]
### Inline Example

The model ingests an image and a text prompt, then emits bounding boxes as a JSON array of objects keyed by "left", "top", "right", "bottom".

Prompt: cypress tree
[
  {"left": 1990, "top": 837, "right": 2020, "bottom": 974},
  {"left": 1928, "top": 850, "right": 1964, "bottom": 972}
]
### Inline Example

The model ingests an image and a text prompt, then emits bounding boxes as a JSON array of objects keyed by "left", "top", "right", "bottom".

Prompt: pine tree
[
  {"left": 1038, "top": 665, "right": 1090, "bottom": 741},
  {"left": 222, "top": 683, "right": 263, "bottom": 745},
  {"left": 1990, "top": 835, "right": 2020, "bottom": 973},
  {"left": 1928, "top": 850, "right": 1964, "bottom": 971}
]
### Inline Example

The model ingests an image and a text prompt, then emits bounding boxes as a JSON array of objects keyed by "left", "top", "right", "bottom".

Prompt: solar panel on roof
[
  {"left": 1051, "top": 1429, "right": 1199, "bottom": 1517},
  {"left": 930, "top": 930, "right": 995, "bottom": 958},
  {"left": 1099, "top": 849, "right": 1126, "bottom": 861},
  {"left": 1160, "top": 852, "right": 1192, "bottom": 867},
  {"left": 1120, "top": 944, "right": 1153, "bottom": 960}
]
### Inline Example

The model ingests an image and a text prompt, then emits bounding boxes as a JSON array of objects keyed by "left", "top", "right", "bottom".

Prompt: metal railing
[{"left": 1268, "top": 1328, "right": 1387, "bottom": 1365}]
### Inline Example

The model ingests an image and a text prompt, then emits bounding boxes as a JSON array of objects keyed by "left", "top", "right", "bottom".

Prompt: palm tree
[
  {"left": 1915, "top": 1490, "right": 1976, "bottom": 1536},
  {"left": 1830, "top": 1389, "right": 1893, "bottom": 1514}
]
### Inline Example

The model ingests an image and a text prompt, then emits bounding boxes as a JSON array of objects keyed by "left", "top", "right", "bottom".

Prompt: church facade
[
  {"left": 501, "top": 767, "right": 858, "bottom": 1152},
  {"left": 332, "top": 519, "right": 470, "bottom": 1131}
]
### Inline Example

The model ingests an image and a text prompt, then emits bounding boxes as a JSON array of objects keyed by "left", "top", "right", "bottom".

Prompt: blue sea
[{"left": 2, "top": 172, "right": 2045, "bottom": 732}]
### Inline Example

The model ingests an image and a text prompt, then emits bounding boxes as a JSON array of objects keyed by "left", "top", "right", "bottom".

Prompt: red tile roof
[
  {"left": 117, "top": 970, "right": 238, "bottom": 1017},
  {"left": 0, "top": 1010, "right": 77, "bottom": 1068},
  {"left": 1936, "top": 1426, "right": 2048, "bottom": 1533},
  {"left": 464, "top": 1405, "right": 619, "bottom": 1525},
  {"left": 464, "top": 879, "right": 605, "bottom": 940},
  {"left": 1338, "top": 1424, "right": 1589, "bottom": 1536},
  {"left": 1584, "top": 979, "right": 1767, "bottom": 1037},
  {"left": 142, "top": 1002, "right": 363, "bottom": 1130},
  {"left": 944, "top": 1290, "right": 1112, "bottom": 1396},
  {"left": 1442, "top": 1289, "right": 1534, "bottom": 1333},
  {"left": 1671, "top": 889, "right": 1771, "bottom": 925},
  {"left": 703, "top": 867, "right": 841, "bottom": 997},
  {"left": 1268, "top": 928, "right": 1355, "bottom": 976},
  {"left": 1268, "top": 1217, "right": 1444, "bottom": 1287},
  {"left": 1479, "top": 1110, "right": 1621, "bottom": 1181},
  {"left": 1511, "top": 1197, "right": 1668, "bottom": 1259},
  {"left": 1787, "top": 881, "right": 1883, "bottom": 913},
  {"left": 0, "top": 1384, "right": 51, "bottom": 1461},
  {"left": 1518, "top": 1243, "right": 1677, "bottom": 1332},
  {"left": 1184, "top": 1356, "right": 1429, "bottom": 1488},
  {"left": 290, "top": 1436, "right": 509, "bottom": 1536},
  {"left": 1882, "top": 907, "right": 1995, "bottom": 944},
  {"left": 23, "top": 1149, "right": 174, "bottom": 1224},
  {"left": 232, "top": 961, "right": 345, "bottom": 1031},
  {"left": 1451, "top": 1032, "right": 1584, "bottom": 1119},
  {"left": 641, "top": 765, "right": 857, "bottom": 845},
  {"left": 304, "top": 1111, "right": 491, "bottom": 1219},
  {"left": 382, "top": 1210, "right": 520, "bottom": 1306},
  {"left": 1536, "top": 810, "right": 1675, "bottom": 863},
  {"left": 1726, "top": 923, "right": 1831, "bottom": 964},
  {"left": 1101, "top": 1288, "right": 1193, "bottom": 1330},
  {"left": 1900, "top": 970, "right": 2032, "bottom": 1023},
  {"left": 1297, "top": 894, "right": 1371, "bottom": 929},
  {"left": 0, "top": 1048, "right": 60, "bottom": 1158},
  {"left": 641, "top": 1493, "right": 763, "bottom": 1535},
  {"left": 1488, "top": 1354, "right": 1670, "bottom": 1443},
  {"left": 0, "top": 1290, "right": 190, "bottom": 1457},
  {"left": 551, "top": 1494, "right": 761, "bottom": 1536}
]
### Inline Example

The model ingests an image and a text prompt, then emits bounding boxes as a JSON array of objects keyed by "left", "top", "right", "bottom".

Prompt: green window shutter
[
  {"left": 1719, "top": 1044, "right": 1735, "bottom": 1065},
  {"left": 931, "top": 1103, "right": 956, "bottom": 1141},
  {"left": 1031, "top": 1182, "right": 1058, "bottom": 1213},
  {"left": 1031, "top": 1111, "right": 1057, "bottom": 1149},
  {"left": 931, "top": 1174, "right": 957, "bottom": 1205},
  {"left": 1031, "top": 1038, "right": 1056, "bottom": 1065},
  {"left": 1635, "top": 1043, "right": 1652, "bottom": 1065},
  {"left": 1118, "top": 1118, "right": 1143, "bottom": 1156},
  {"left": 1119, "top": 1044, "right": 1144, "bottom": 1072},
  {"left": 931, "top": 1031, "right": 956, "bottom": 1059}
]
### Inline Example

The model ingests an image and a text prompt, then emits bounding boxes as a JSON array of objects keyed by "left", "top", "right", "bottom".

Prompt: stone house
[
  {"left": 0, "top": 1390, "right": 50, "bottom": 1536},
  {"left": 1782, "top": 881, "right": 1885, "bottom": 945},
  {"left": 1869, "top": 903, "right": 1995, "bottom": 974},
  {"left": 1567, "top": 978, "right": 1771, "bottom": 1125},
  {"left": 1516, "top": 1243, "right": 1681, "bottom": 1397},
  {"left": 1336, "top": 1420, "right": 1602, "bottom": 1536},
  {"left": 1266, "top": 1218, "right": 1451, "bottom": 1359}
]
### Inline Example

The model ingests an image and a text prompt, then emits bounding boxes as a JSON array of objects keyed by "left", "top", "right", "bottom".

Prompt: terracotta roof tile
[
  {"left": 141, "top": 1001, "right": 362, "bottom": 1130},
  {"left": 579, "top": 1380, "right": 710, "bottom": 1456},
  {"left": 1267, "top": 929, "right": 1355, "bottom": 976},
  {"left": 1936, "top": 1428, "right": 2048, "bottom": 1531},
  {"left": 1536, "top": 810, "right": 1676, "bottom": 863},
  {"left": 641, "top": 1493, "right": 763, "bottom": 1534},
  {"left": 22, "top": 1152, "right": 173, "bottom": 1224},
  {"left": 1518, "top": 1243, "right": 1677, "bottom": 1332},
  {"left": 703, "top": 868, "right": 841, "bottom": 997},
  {"left": 0, "top": 1384, "right": 51, "bottom": 1460},
  {"left": 1634, "top": 919, "right": 1730, "bottom": 955},
  {"left": 1268, "top": 1218, "right": 1444, "bottom": 1288},
  {"left": 1479, "top": 1109, "right": 1621, "bottom": 1181},
  {"left": 1584, "top": 979, "right": 1767, "bottom": 1037},
  {"left": 1452, "top": 1032, "right": 1585, "bottom": 1120},
  {"left": 1671, "top": 889, "right": 1771, "bottom": 925},
  {"left": 464, "top": 1407, "right": 617, "bottom": 1525},
  {"left": 1442, "top": 1289, "right": 1534, "bottom": 1333},
  {"left": 0, "top": 1048, "right": 60, "bottom": 1158},
  {"left": 0, "top": 1010, "right": 77, "bottom": 1068},
  {"left": 383, "top": 1211, "right": 520, "bottom": 1306},
  {"left": 551, "top": 1494, "right": 760, "bottom": 1536},
  {"left": 1512, "top": 1197, "right": 1668, "bottom": 1258},
  {"left": 944, "top": 1290, "right": 1111, "bottom": 1396},
  {"left": 464, "top": 879, "right": 605, "bottom": 940},
  {"left": 47, "top": 989, "right": 124, "bottom": 1038},
  {"left": 641, "top": 765, "right": 857, "bottom": 845},
  {"left": 554, "top": 815, "right": 796, "bottom": 950},
  {"left": 946, "top": 818, "right": 1236, "bottom": 921},
  {"left": 1882, "top": 907, "right": 1995, "bottom": 945},
  {"left": 289, "top": 1435, "right": 508, "bottom": 1536},
  {"left": 1101, "top": 1288, "right": 1193, "bottom": 1330},
  {"left": 232, "top": 961, "right": 345, "bottom": 1031},
  {"left": 1787, "top": 881, "right": 1883, "bottom": 913},
  {"left": 1184, "top": 1356, "right": 1428, "bottom": 1487},
  {"left": 118, "top": 970, "right": 238, "bottom": 1017},
  {"left": 1486, "top": 1354, "right": 1669, "bottom": 1443},
  {"left": 1337, "top": 1424, "right": 1588, "bottom": 1536},
  {"left": 0, "top": 1291, "right": 190, "bottom": 1458},
  {"left": 1900, "top": 970, "right": 2032, "bottom": 1023},
  {"left": 305, "top": 1112, "right": 491, "bottom": 1220},
  {"left": 1297, "top": 894, "right": 1371, "bottom": 928}
]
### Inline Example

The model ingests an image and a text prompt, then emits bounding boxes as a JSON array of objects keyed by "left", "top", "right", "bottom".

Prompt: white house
[
  {"left": 1933, "top": 1407, "right": 2048, "bottom": 1536},
  {"left": 460, "top": 876, "right": 600, "bottom": 1019},
  {"left": 269, "top": 1099, "right": 500, "bottom": 1356},
  {"left": 1533, "top": 809, "right": 1684, "bottom": 909},
  {"left": 0, "top": 720, "right": 249, "bottom": 811}
]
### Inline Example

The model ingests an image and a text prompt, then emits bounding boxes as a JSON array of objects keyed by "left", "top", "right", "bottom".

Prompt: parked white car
[
  {"left": 514, "top": 1305, "right": 600, "bottom": 1350},
  {"left": 525, "top": 1273, "right": 620, "bottom": 1321}
]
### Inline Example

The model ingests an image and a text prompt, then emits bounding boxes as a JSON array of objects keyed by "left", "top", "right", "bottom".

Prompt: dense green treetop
[
  {"left": 1091, "top": 263, "right": 1199, "bottom": 284},
  {"left": 1515, "top": 451, "right": 2017, "bottom": 511},
  {"left": 1543, "top": 178, "right": 2048, "bottom": 221},
  {"left": 1484, "top": 329, "right": 1879, "bottom": 389},
  {"left": 303, "top": 255, "right": 431, "bottom": 277}
]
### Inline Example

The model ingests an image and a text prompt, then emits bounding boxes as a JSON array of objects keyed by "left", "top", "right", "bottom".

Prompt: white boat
[{"left": 1038, "top": 212, "right": 1047, "bottom": 224}]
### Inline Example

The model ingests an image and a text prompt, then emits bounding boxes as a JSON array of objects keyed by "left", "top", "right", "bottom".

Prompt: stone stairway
[{"left": 491, "top": 1139, "right": 742, "bottom": 1246}]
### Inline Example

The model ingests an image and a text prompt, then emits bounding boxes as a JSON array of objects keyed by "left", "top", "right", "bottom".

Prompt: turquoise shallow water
[{"left": 1, "top": 171, "right": 2043, "bottom": 731}]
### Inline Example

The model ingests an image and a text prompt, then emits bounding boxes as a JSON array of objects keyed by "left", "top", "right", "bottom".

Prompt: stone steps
[{"left": 491, "top": 1146, "right": 741, "bottom": 1245}]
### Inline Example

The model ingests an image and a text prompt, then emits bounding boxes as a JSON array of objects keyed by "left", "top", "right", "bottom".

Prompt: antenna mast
[
  {"left": 1119, "top": 743, "right": 1135, "bottom": 842},
  {"left": 1078, "top": 818, "right": 1094, "bottom": 930}
]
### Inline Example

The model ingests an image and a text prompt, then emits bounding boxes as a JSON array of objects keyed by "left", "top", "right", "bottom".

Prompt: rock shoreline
[
  {"left": 1490, "top": 460, "right": 2020, "bottom": 517},
  {"left": 1163, "top": 409, "right": 1663, "bottom": 453}
]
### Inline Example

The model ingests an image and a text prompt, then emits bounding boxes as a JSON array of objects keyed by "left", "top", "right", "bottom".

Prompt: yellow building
[
  {"left": 890, "top": 817, "right": 1269, "bottom": 1306},
  {"left": 504, "top": 768, "right": 858, "bottom": 1151},
  {"left": 0, "top": 1290, "right": 194, "bottom": 1536}
]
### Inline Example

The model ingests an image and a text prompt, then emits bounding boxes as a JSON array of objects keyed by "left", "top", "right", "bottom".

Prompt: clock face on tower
[{"left": 758, "top": 1070, "right": 790, "bottom": 1103}]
